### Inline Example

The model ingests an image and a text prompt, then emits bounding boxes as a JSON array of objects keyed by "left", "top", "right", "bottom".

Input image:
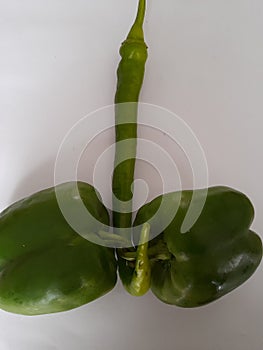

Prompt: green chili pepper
[
  {"left": 132, "top": 187, "right": 262, "bottom": 306},
  {"left": 112, "top": 0, "right": 148, "bottom": 232},
  {"left": 0, "top": 182, "right": 117, "bottom": 315},
  {"left": 111, "top": 0, "right": 152, "bottom": 295}
]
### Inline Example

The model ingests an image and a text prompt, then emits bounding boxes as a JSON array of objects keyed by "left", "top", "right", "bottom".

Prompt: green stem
[{"left": 128, "top": 0, "right": 146, "bottom": 40}]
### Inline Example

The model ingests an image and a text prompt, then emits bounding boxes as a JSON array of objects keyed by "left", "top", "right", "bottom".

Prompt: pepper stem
[{"left": 127, "top": 0, "right": 146, "bottom": 41}]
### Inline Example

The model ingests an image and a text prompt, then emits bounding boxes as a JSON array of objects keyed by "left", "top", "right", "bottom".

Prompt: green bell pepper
[
  {"left": 128, "top": 186, "right": 262, "bottom": 307},
  {"left": 0, "top": 182, "right": 117, "bottom": 315}
]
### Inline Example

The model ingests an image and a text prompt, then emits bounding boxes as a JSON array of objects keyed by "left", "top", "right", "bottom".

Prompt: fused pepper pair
[
  {"left": 0, "top": 0, "right": 261, "bottom": 315},
  {"left": 0, "top": 182, "right": 261, "bottom": 315}
]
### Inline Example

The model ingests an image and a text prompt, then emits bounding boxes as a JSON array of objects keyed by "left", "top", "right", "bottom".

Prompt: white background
[{"left": 1, "top": 0, "right": 263, "bottom": 349}]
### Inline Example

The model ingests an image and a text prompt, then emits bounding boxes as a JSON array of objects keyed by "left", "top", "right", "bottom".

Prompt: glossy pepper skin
[
  {"left": 0, "top": 182, "right": 117, "bottom": 315},
  {"left": 133, "top": 187, "right": 262, "bottom": 307}
]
